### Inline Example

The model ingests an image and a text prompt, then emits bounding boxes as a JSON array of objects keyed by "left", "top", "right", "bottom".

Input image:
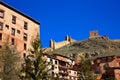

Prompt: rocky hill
[{"left": 48, "top": 36, "right": 120, "bottom": 59}]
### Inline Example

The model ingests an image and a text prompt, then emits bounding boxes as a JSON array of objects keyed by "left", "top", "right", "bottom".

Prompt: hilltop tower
[
  {"left": 89, "top": 30, "right": 99, "bottom": 38},
  {"left": 49, "top": 39, "right": 55, "bottom": 49},
  {"left": 65, "top": 35, "right": 71, "bottom": 42}
]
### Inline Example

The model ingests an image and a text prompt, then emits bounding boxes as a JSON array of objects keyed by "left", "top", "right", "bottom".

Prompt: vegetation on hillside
[{"left": 49, "top": 36, "right": 120, "bottom": 58}]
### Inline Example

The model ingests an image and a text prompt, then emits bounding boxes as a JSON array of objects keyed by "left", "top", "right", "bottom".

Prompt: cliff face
[{"left": 49, "top": 36, "right": 120, "bottom": 59}]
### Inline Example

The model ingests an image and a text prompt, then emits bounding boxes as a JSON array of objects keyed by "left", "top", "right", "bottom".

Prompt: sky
[{"left": 3, "top": 0, "right": 120, "bottom": 47}]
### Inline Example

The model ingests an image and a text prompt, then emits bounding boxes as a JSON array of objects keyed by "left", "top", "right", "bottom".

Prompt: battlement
[{"left": 49, "top": 35, "right": 76, "bottom": 50}]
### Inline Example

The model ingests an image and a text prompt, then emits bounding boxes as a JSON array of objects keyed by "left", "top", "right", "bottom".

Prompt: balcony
[
  {"left": 59, "top": 75, "right": 68, "bottom": 80},
  {"left": 59, "top": 70, "right": 68, "bottom": 75},
  {"left": 59, "top": 65, "right": 68, "bottom": 70}
]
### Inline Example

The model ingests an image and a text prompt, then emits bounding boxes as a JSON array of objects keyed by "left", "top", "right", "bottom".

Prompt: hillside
[{"left": 48, "top": 36, "right": 120, "bottom": 58}]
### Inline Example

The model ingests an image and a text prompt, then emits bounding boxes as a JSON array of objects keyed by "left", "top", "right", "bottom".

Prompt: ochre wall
[{"left": 0, "top": 4, "right": 40, "bottom": 56}]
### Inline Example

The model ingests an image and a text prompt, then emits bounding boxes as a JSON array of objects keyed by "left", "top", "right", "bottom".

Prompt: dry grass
[{"left": 48, "top": 36, "right": 120, "bottom": 58}]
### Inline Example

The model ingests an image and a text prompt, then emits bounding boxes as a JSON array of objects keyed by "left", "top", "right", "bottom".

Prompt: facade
[
  {"left": 43, "top": 54, "right": 78, "bottom": 80},
  {"left": 92, "top": 55, "right": 120, "bottom": 80},
  {"left": 44, "top": 54, "right": 120, "bottom": 80},
  {"left": 0, "top": 1, "right": 40, "bottom": 56}
]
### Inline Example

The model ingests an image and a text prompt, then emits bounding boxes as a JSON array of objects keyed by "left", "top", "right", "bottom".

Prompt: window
[
  {"left": 55, "top": 66, "right": 57, "bottom": 69},
  {"left": 5, "top": 25, "right": 9, "bottom": 29},
  {"left": 50, "top": 58, "right": 52, "bottom": 62},
  {"left": 12, "top": 16, "right": 16, "bottom": 24},
  {"left": 0, "top": 33, "right": 2, "bottom": 40},
  {"left": 11, "top": 28, "right": 15, "bottom": 35},
  {"left": 74, "top": 72, "right": 77, "bottom": 74},
  {"left": 23, "top": 33, "right": 27, "bottom": 41},
  {"left": 0, "top": 45, "right": 2, "bottom": 48},
  {"left": 52, "top": 72, "right": 54, "bottom": 76},
  {"left": 0, "top": 10, "right": 4, "bottom": 18},
  {"left": 55, "top": 60, "right": 57, "bottom": 64},
  {"left": 17, "top": 30, "right": 20, "bottom": 34},
  {"left": 24, "top": 43, "right": 27, "bottom": 50},
  {"left": 23, "top": 53, "right": 26, "bottom": 57},
  {"left": 0, "top": 22, "right": 3, "bottom": 30},
  {"left": 24, "top": 21, "right": 28, "bottom": 30},
  {"left": 69, "top": 71, "right": 71, "bottom": 73},
  {"left": 11, "top": 38, "right": 14, "bottom": 45},
  {"left": 52, "top": 65, "right": 54, "bottom": 70}
]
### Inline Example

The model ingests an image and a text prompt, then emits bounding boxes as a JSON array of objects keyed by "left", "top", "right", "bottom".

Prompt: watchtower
[{"left": 89, "top": 31, "right": 99, "bottom": 38}]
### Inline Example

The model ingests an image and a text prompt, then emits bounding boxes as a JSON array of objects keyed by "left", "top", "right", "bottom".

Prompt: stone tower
[
  {"left": 49, "top": 39, "right": 55, "bottom": 49},
  {"left": 65, "top": 35, "right": 71, "bottom": 42},
  {"left": 89, "top": 31, "right": 99, "bottom": 38}
]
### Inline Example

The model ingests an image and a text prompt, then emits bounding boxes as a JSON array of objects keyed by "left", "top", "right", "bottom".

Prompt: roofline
[
  {"left": 43, "top": 53, "right": 74, "bottom": 60},
  {"left": 94, "top": 55, "right": 120, "bottom": 60},
  {"left": 0, "top": 1, "right": 40, "bottom": 25},
  {"left": 53, "top": 54, "right": 74, "bottom": 60}
]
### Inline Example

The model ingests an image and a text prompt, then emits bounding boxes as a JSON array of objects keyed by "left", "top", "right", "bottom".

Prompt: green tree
[
  {"left": 108, "top": 77, "right": 116, "bottom": 80},
  {"left": 0, "top": 44, "right": 20, "bottom": 80},
  {"left": 78, "top": 56, "right": 96, "bottom": 80},
  {"left": 20, "top": 36, "right": 51, "bottom": 80}
]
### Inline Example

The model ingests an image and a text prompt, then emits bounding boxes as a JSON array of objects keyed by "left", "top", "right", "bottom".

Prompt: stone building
[
  {"left": 91, "top": 55, "right": 120, "bottom": 80},
  {"left": 0, "top": 1, "right": 40, "bottom": 56},
  {"left": 43, "top": 54, "right": 78, "bottom": 80},
  {"left": 89, "top": 30, "right": 99, "bottom": 38}
]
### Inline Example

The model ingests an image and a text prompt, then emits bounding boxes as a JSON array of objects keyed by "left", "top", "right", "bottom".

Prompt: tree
[
  {"left": 0, "top": 43, "right": 20, "bottom": 80},
  {"left": 78, "top": 56, "right": 96, "bottom": 80},
  {"left": 20, "top": 36, "right": 51, "bottom": 80}
]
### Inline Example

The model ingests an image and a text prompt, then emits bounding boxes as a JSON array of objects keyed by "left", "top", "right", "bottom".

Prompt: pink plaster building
[{"left": 0, "top": 1, "right": 40, "bottom": 56}]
